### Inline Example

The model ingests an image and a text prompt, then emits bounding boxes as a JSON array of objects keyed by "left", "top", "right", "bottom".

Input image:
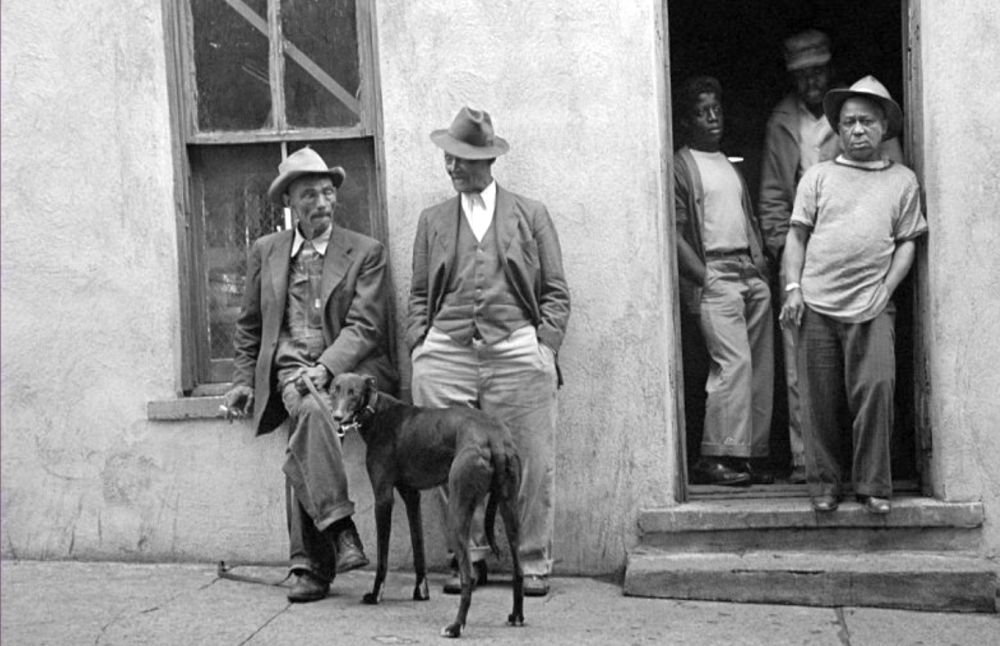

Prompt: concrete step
[
  {"left": 638, "top": 496, "right": 985, "bottom": 553},
  {"left": 624, "top": 550, "right": 999, "bottom": 613}
]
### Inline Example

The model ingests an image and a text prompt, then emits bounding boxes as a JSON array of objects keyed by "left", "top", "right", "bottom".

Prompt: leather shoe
[
  {"left": 739, "top": 461, "right": 775, "bottom": 485},
  {"left": 788, "top": 465, "right": 807, "bottom": 484},
  {"left": 443, "top": 560, "right": 487, "bottom": 595},
  {"left": 287, "top": 571, "right": 329, "bottom": 603},
  {"left": 690, "top": 459, "right": 751, "bottom": 487},
  {"left": 335, "top": 522, "right": 369, "bottom": 573},
  {"left": 811, "top": 495, "right": 839, "bottom": 512},
  {"left": 523, "top": 575, "right": 550, "bottom": 597},
  {"left": 858, "top": 495, "right": 891, "bottom": 515}
]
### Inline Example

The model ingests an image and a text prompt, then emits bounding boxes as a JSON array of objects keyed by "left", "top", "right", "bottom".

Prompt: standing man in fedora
[
  {"left": 223, "top": 146, "right": 398, "bottom": 602},
  {"left": 407, "top": 107, "right": 570, "bottom": 597},
  {"left": 780, "top": 77, "right": 927, "bottom": 515}
]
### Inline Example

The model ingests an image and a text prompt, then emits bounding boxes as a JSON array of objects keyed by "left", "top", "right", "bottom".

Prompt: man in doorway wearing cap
[
  {"left": 222, "top": 147, "right": 398, "bottom": 602},
  {"left": 780, "top": 77, "right": 927, "bottom": 515},
  {"left": 759, "top": 29, "right": 903, "bottom": 483},
  {"left": 406, "top": 107, "right": 570, "bottom": 597}
]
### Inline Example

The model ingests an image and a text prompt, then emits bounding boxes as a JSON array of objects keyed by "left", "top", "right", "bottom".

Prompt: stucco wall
[
  {"left": 0, "top": 0, "right": 193, "bottom": 557},
  {"left": 4, "top": 0, "right": 996, "bottom": 576},
  {"left": 375, "top": 1, "right": 677, "bottom": 573},
  {"left": 1, "top": 0, "right": 676, "bottom": 574},
  {"left": 918, "top": 0, "right": 1000, "bottom": 556}
]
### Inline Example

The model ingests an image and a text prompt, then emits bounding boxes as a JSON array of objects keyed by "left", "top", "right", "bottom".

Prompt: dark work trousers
[
  {"left": 798, "top": 305, "right": 896, "bottom": 499},
  {"left": 281, "top": 381, "right": 355, "bottom": 582}
]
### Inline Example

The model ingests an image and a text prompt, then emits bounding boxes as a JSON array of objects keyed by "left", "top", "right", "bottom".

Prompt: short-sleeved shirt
[
  {"left": 690, "top": 149, "right": 751, "bottom": 253},
  {"left": 790, "top": 156, "right": 927, "bottom": 323}
]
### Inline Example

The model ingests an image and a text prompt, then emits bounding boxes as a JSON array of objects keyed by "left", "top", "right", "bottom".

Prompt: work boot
[
  {"left": 287, "top": 570, "right": 329, "bottom": 603},
  {"left": 334, "top": 519, "right": 369, "bottom": 573}
]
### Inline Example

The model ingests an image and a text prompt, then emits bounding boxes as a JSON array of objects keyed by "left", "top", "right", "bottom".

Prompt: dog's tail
[{"left": 484, "top": 434, "right": 521, "bottom": 558}]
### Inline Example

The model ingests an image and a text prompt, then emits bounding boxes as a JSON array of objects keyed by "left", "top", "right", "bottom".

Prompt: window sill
[{"left": 147, "top": 396, "right": 227, "bottom": 421}]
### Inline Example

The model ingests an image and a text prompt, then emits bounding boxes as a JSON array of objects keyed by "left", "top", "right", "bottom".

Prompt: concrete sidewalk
[{"left": 2, "top": 560, "right": 997, "bottom": 645}]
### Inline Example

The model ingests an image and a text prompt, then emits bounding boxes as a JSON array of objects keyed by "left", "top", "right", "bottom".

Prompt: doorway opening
[{"left": 667, "top": 0, "right": 919, "bottom": 496}]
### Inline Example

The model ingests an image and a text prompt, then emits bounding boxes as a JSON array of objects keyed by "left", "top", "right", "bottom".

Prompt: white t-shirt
[{"left": 689, "top": 149, "right": 749, "bottom": 253}]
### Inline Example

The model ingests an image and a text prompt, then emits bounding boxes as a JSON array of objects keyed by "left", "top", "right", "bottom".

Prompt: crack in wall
[{"left": 834, "top": 607, "right": 852, "bottom": 646}]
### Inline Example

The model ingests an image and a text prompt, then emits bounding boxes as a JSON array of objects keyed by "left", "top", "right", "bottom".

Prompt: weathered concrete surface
[
  {"left": 637, "top": 496, "right": 987, "bottom": 553},
  {"left": 625, "top": 551, "right": 998, "bottom": 613},
  {"left": 4, "top": 560, "right": 1000, "bottom": 646},
  {"left": 918, "top": 2, "right": 1000, "bottom": 551}
]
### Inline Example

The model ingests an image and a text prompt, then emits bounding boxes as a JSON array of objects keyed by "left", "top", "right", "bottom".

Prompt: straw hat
[
  {"left": 267, "top": 147, "right": 346, "bottom": 205},
  {"left": 823, "top": 75, "right": 903, "bottom": 140}
]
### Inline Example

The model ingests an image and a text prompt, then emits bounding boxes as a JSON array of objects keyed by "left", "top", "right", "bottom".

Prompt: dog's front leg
[
  {"left": 397, "top": 485, "right": 429, "bottom": 601},
  {"left": 362, "top": 489, "right": 394, "bottom": 605}
]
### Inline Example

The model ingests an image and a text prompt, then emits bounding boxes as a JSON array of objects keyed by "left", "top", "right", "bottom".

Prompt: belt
[{"left": 704, "top": 248, "right": 751, "bottom": 258}]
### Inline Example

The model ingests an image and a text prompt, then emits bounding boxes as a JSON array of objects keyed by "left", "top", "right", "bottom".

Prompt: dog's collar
[{"left": 337, "top": 387, "right": 379, "bottom": 436}]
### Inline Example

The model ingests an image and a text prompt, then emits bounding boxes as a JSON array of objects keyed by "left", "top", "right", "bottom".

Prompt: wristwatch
[{"left": 784, "top": 282, "right": 801, "bottom": 292}]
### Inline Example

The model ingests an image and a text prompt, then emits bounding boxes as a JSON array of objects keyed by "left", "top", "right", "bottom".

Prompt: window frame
[{"left": 163, "top": 0, "right": 388, "bottom": 392}]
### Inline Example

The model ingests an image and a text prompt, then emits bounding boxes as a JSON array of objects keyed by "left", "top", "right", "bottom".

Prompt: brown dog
[{"left": 329, "top": 372, "right": 524, "bottom": 638}]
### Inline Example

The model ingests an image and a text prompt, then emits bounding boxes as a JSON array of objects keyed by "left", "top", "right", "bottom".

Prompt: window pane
[
  {"left": 302, "top": 139, "right": 375, "bottom": 236},
  {"left": 192, "top": 0, "right": 272, "bottom": 131},
  {"left": 190, "top": 144, "right": 284, "bottom": 361},
  {"left": 282, "top": 0, "right": 361, "bottom": 128},
  {"left": 190, "top": 139, "right": 375, "bottom": 364}
]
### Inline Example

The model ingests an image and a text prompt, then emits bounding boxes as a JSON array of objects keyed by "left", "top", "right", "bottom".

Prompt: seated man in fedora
[
  {"left": 780, "top": 77, "right": 927, "bottom": 515},
  {"left": 223, "top": 146, "right": 398, "bottom": 602},
  {"left": 406, "top": 107, "right": 570, "bottom": 597}
]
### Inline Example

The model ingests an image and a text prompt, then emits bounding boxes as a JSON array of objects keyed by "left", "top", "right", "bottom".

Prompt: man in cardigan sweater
[
  {"left": 406, "top": 107, "right": 570, "bottom": 597},
  {"left": 674, "top": 76, "right": 775, "bottom": 488}
]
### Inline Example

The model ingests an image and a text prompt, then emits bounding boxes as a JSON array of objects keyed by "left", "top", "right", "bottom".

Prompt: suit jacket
[
  {"left": 232, "top": 224, "right": 398, "bottom": 436},
  {"left": 406, "top": 184, "right": 570, "bottom": 375}
]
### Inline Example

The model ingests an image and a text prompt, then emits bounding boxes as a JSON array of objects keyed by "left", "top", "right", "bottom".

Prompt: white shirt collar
[
  {"left": 460, "top": 181, "right": 497, "bottom": 242},
  {"left": 461, "top": 180, "right": 497, "bottom": 215},
  {"left": 290, "top": 224, "right": 332, "bottom": 257}
]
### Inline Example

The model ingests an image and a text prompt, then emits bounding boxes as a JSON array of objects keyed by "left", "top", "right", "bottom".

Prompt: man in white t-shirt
[
  {"left": 674, "top": 76, "right": 774, "bottom": 487},
  {"left": 780, "top": 76, "right": 927, "bottom": 515}
]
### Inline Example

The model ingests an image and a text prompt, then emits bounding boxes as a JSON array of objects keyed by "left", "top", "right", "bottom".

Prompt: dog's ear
[{"left": 364, "top": 375, "right": 377, "bottom": 394}]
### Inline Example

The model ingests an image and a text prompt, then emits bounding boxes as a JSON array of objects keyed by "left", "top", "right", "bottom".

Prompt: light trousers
[
  {"left": 411, "top": 325, "right": 558, "bottom": 577},
  {"left": 698, "top": 255, "right": 774, "bottom": 458}
]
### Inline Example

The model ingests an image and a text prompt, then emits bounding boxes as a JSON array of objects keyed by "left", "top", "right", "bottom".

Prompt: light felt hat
[
  {"left": 430, "top": 107, "right": 510, "bottom": 159},
  {"left": 823, "top": 75, "right": 903, "bottom": 140},
  {"left": 267, "top": 147, "right": 346, "bottom": 205},
  {"left": 783, "top": 29, "right": 831, "bottom": 71}
]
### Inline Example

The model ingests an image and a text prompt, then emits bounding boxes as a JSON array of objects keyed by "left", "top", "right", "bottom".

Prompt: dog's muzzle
[{"left": 336, "top": 418, "right": 358, "bottom": 438}]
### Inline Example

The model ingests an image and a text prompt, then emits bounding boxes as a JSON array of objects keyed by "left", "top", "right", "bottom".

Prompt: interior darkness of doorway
[{"left": 668, "top": 0, "right": 918, "bottom": 484}]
